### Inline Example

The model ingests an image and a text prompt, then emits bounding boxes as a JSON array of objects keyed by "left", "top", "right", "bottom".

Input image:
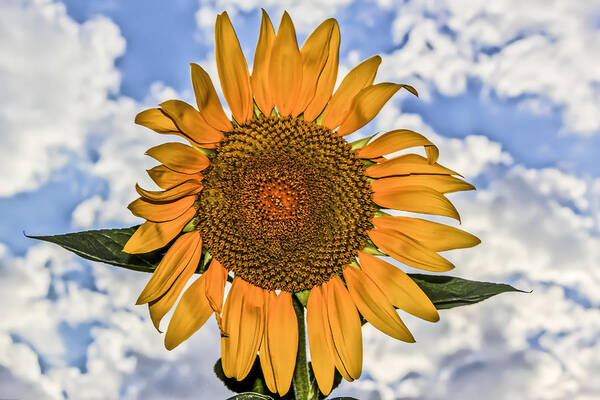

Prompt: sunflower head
[
  {"left": 198, "top": 115, "right": 375, "bottom": 292},
  {"left": 124, "top": 9, "right": 480, "bottom": 397}
]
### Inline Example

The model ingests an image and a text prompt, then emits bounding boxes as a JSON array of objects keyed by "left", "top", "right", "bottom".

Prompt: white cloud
[
  {"left": 0, "top": 240, "right": 230, "bottom": 400},
  {"left": 197, "top": 0, "right": 353, "bottom": 34},
  {"left": 0, "top": 0, "right": 125, "bottom": 196},
  {"left": 377, "top": 0, "right": 600, "bottom": 136}
]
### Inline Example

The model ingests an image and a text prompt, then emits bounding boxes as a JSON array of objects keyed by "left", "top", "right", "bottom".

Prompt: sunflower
[{"left": 123, "top": 10, "right": 480, "bottom": 397}]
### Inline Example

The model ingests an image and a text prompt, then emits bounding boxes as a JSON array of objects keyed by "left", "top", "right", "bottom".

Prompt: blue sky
[{"left": 1, "top": 0, "right": 600, "bottom": 399}]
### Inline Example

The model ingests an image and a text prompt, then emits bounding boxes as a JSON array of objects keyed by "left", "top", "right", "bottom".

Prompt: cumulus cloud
[
  {"left": 0, "top": 240, "right": 230, "bottom": 400},
  {"left": 376, "top": 0, "right": 600, "bottom": 136},
  {"left": 197, "top": 0, "right": 352, "bottom": 34},
  {"left": 0, "top": 0, "right": 125, "bottom": 196}
]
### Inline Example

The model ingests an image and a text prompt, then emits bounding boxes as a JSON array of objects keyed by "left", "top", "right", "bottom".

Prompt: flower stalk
[{"left": 291, "top": 297, "right": 319, "bottom": 400}]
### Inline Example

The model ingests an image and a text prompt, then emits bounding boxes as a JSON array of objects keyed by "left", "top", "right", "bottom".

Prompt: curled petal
[
  {"left": 337, "top": 83, "right": 416, "bottom": 136},
  {"left": 325, "top": 276, "right": 362, "bottom": 381},
  {"left": 164, "top": 274, "right": 213, "bottom": 350},
  {"left": 343, "top": 265, "right": 414, "bottom": 342},
  {"left": 122, "top": 207, "right": 197, "bottom": 254},
  {"left": 358, "top": 251, "right": 439, "bottom": 322},
  {"left": 146, "top": 143, "right": 209, "bottom": 174},
  {"left": 372, "top": 185, "right": 460, "bottom": 221},
  {"left": 221, "top": 278, "right": 265, "bottom": 380},
  {"left": 204, "top": 258, "right": 228, "bottom": 315},
  {"left": 149, "top": 239, "right": 203, "bottom": 332},
  {"left": 128, "top": 195, "right": 196, "bottom": 222},
  {"left": 371, "top": 175, "right": 475, "bottom": 195},
  {"left": 372, "top": 216, "right": 480, "bottom": 252},
  {"left": 303, "top": 21, "right": 340, "bottom": 122},
  {"left": 368, "top": 228, "right": 455, "bottom": 272},
  {"left": 356, "top": 130, "right": 439, "bottom": 164},
  {"left": 262, "top": 291, "right": 298, "bottom": 396},
  {"left": 292, "top": 18, "right": 336, "bottom": 117},
  {"left": 306, "top": 286, "right": 336, "bottom": 395},
  {"left": 135, "top": 181, "right": 203, "bottom": 203},
  {"left": 160, "top": 100, "right": 224, "bottom": 144},
  {"left": 135, "top": 108, "right": 179, "bottom": 134},
  {"left": 135, "top": 231, "right": 201, "bottom": 304},
  {"left": 251, "top": 9, "right": 276, "bottom": 115},
  {"left": 259, "top": 291, "right": 278, "bottom": 394},
  {"left": 269, "top": 11, "right": 303, "bottom": 116},
  {"left": 146, "top": 165, "right": 203, "bottom": 190},
  {"left": 190, "top": 63, "right": 232, "bottom": 132},
  {"left": 367, "top": 154, "right": 458, "bottom": 178},
  {"left": 322, "top": 55, "right": 381, "bottom": 129},
  {"left": 215, "top": 12, "right": 253, "bottom": 124}
]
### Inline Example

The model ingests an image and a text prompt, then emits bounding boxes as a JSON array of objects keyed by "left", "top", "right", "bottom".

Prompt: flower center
[{"left": 197, "top": 116, "right": 375, "bottom": 292}]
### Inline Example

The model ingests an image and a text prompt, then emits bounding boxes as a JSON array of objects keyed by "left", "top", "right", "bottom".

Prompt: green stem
[{"left": 291, "top": 296, "right": 318, "bottom": 400}]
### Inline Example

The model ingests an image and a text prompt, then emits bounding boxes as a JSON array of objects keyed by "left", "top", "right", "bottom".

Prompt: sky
[{"left": 1, "top": 0, "right": 600, "bottom": 399}]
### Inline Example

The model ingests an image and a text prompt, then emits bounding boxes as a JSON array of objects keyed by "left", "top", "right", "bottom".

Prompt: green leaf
[
  {"left": 329, "top": 398, "right": 360, "bottom": 400},
  {"left": 214, "top": 359, "right": 269, "bottom": 396},
  {"left": 27, "top": 226, "right": 164, "bottom": 273},
  {"left": 27, "top": 226, "right": 211, "bottom": 274},
  {"left": 226, "top": 393, "right": 274, "bottom": 400},
  {"left": 409, "top": 273, "right": 524, "bottom": 309}
]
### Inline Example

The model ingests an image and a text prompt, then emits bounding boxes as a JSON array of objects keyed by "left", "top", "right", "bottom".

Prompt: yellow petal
[
  {"left": 145, "top": 143, "right": 209, "bottom": 174},
  {"left": 372, "top": 185, "right": 460, "bottom": 221},
  {"left": 146, "top": 165, "right": 203, "bottom": 190},
  {"left": 221, "top": 278, "right": 265, "bottom": 380},
  {"left": 343, "top": 265, "right": 414, "bottom": 342},
  {"left": 322, "top": 56, "right": 381, "bottom": 129},
  {"left": 190, "top": 63, "right": 233, "bottom": 132},
  {"left": 128, "top": 195, "right": 196, "bottom": 222},
  {"left": 204, "top": 258, "right": 228, "bottom": 315},
  {"left": 135, "top": 181, "right": 203, "bottom": 203},
  {"left": 251, "top": 9, "right": 276, "bottom": 115},
  {"left": 266, "top": 291, "right": 298, "bottom": 396},
  {"left": 303, "top": 21, "right": 340, "bottom": 122},
  {"left": 356, "top": 130, "right": 439, "bottom": 164},
  {"left": 135, "top": 231, "right": 201, "bottom": 304},
  {"left": 292, "top": 19, "right": 336, "bottom": 117},
  {"left": 337, "top": 83, "right": 417, "bottom": 136},
  {"left": 220, "top": 277, "right": 243, "bottom": 378},
  {"left": 325, "top": 276, "right": 362, "bottom": 381},
  {"left": 259, "top": 291, "right": 278, "bottom": 394},
  {"left": 368, "top": 228, "right": 455, "bottom": 272},
  {"left": 372, "top": 216, "right": 481, "bottom": 252},
  {"left": 306, "top": 286, "right": 336, "bottom": 395},
  {"left": 237, "top": 283, "right": 266, "bottom": 380},
  {"left": 371, "top": 175, "right": 475, "bottom": 195},
  {"left": 160, "top": 100, "right": 224, "bottom": 144},
  {"left": 367, "top": 154, "right": 458, "bottom": 178},
  {"left": 164, "top": 274, "right": 213, "bottom": 350},
  {"left": 122, "top": 207, "right": 197, "bottom": 254},
  {"left": 269, "top": 11, "right": 303, "bottom": 116},
  {"left": 149, "top": 238, "right": 203, "bottom": 332},
  {"left": 358, "top": 251, "right": 439, "bottom": 322},
  {"left": 215, "top": 12, "right": 253, "bottom": 124},
  {"left": 135, "top": 108, "right": 179, "bottom": 134}
]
